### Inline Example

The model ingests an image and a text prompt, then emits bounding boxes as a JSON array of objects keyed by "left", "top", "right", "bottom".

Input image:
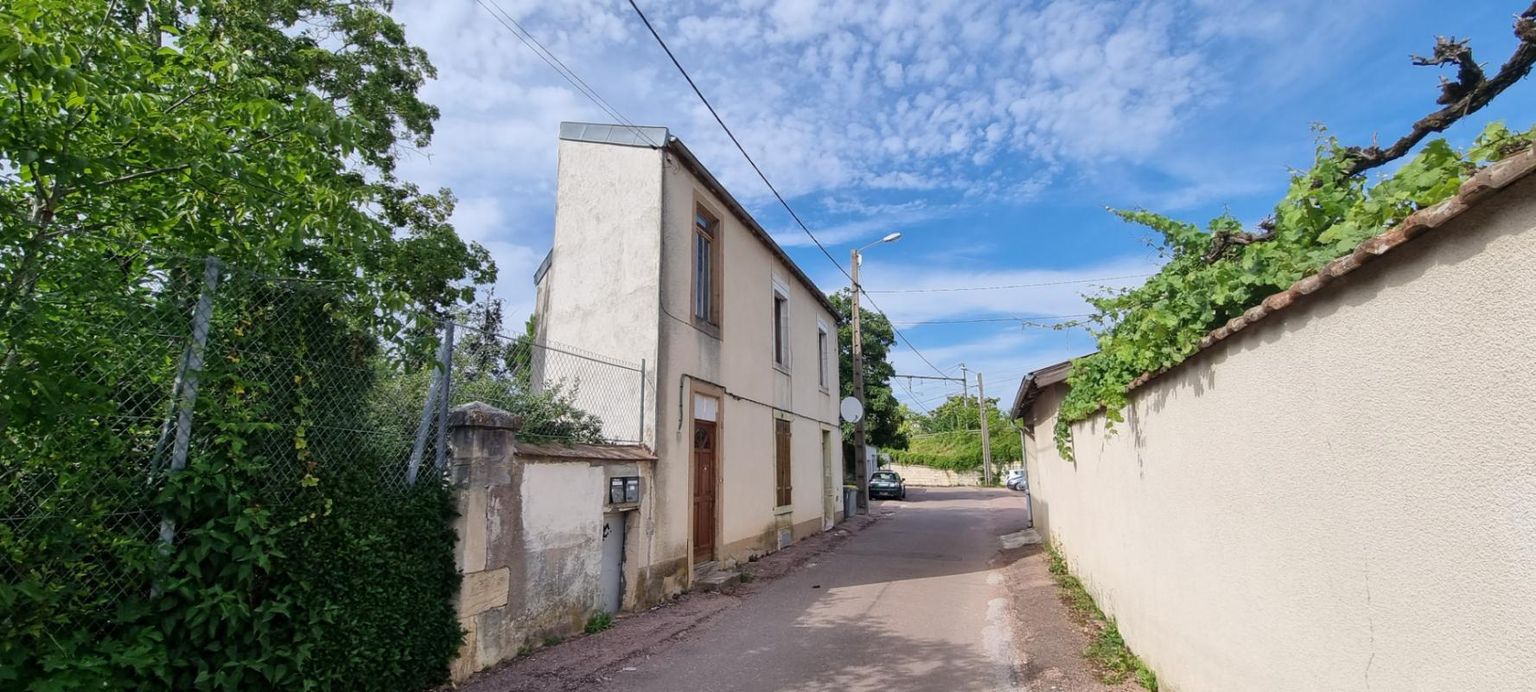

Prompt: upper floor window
[
  {"left": 693, "top": 204, "right": 721, "bottom": 331},
  {"left": 772, "top": 286, "right": 789, "bottom": 369},
  {"left": 817, "top": 322, "right": 829, "bottom": 390}
]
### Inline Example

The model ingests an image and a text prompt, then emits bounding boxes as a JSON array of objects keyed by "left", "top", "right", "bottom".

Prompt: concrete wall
[
  {"left": 1022, "top": 174, "right": 1536, "bottom": 691},
  {"left": 882, "top": 463, "right": 1015, "bottom": 487},
  {"left": 447, "top": 404, "right": 662, "bottom": 682},
  {"left": 540, "top": 138, "right": 663, "bottom": 443}
]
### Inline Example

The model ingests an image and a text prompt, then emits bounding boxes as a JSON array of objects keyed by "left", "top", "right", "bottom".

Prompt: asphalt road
[{"left": 596, "top": 487, "right": 1033, "bottom": 692}]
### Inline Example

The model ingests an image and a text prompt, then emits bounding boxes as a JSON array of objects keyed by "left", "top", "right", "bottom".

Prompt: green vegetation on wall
[{"left": 1055, "top": 122, "right": 1536, "bottom": 458}]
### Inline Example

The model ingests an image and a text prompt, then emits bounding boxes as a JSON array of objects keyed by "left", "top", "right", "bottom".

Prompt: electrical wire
[
  {"left": 475, "top": 0, "right": 660, "bottom": 148},
  {"left": 864, "top": 273, "right": 1154, "bottom": 294},
  {"left": 891, "top": 313, "right": 1099, "bottom": 326},
  {"left": 624, "top": 0, "right": 949, "bottom": 378}
]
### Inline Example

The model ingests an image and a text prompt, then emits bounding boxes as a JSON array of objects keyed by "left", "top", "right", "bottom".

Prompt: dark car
[{"left": 869, "top": 470, "right": 906, "bottom": 500}]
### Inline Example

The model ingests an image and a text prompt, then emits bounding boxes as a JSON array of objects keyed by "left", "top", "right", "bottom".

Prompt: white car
[{"left": 1004, "top": 469, "right": 1028, "bottom": 492}]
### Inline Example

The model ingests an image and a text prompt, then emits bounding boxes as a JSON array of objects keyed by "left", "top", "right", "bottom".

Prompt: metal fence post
[
  {"left": 432, "top": 321, "right": 456, "bottom": 474},
  {"left": 405, "top": 322, "right": 453, "bottom": 485},
  {"left": 158, "top": 256, "right": 222, "bottom": 545},
  {"left": 638, "top": 358, "right": 646, "bottom": 445}
]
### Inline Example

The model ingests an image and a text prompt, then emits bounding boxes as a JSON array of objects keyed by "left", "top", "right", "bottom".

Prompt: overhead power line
[
  {"left": 864, "top": 273, "right": 1154, "bottom": 294},
  {"left": 625, "top": 0, "right": 948, "bottom": 378},
  {"left": 475, "top": 0, "right": 659, "bottom": 147},
  {"left": 891, "top": 313, "right": 1099, "bottom": 326}
]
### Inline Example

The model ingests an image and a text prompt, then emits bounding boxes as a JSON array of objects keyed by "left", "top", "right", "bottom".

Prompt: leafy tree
[
  {"left": 829, "top": 289, "right": 907, "bottom": 450},
  {"left": 894, "top": 395, "right": 1020, "bottom": 471},
  {"left": 1, "top": 0, "right": 493, "bottom": 687},
  {"left": 0, "top": 0, "right": 494, "bottom": 378}
]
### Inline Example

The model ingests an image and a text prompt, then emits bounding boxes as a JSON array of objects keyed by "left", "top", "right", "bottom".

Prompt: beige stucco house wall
[
  {"left": 1015, "top": 156, "right": 1536, "bottom": 691},
  {"left": 537, "top": 123, "right": 844, "bottom": 598}
]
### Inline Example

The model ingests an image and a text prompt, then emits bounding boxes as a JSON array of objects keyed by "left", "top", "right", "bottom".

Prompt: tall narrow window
[
  {"left": 772, "top": 289, "right": 789, "bottom": 368},
  {"left": 775, "top": 418, "right": 793, "bottom": 508},
  {"left": 816, "top": 323, "right": 829, "bottom": 389},
  {"left": 693, "top": 205, "right": 720, "bottom": 329}
]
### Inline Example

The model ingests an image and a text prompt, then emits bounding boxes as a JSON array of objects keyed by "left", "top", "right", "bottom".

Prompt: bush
[
  {"left": 1, "top": 272, "right": 465, "bottom": 689},
  {"left": 584, "top": 611, "right": 614, "bottom": 634}
]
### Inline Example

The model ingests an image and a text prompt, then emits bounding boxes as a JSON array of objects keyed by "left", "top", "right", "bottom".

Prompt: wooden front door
[{"left": 692, "top": 419, "right": 717, "bottom": 564}]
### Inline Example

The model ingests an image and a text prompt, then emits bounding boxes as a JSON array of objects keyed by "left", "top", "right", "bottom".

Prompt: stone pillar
[{"left": 447, "top": 402, "right": 522, "bottom": 682}]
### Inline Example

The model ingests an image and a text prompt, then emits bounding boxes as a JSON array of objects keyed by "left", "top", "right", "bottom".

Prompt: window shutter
[{"left": 775, "top": 418, "right": 792, "bottom": 507}]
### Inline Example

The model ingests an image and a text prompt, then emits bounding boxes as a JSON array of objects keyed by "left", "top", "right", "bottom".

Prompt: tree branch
[
  {"left": 1340, "top": 3, "right": 1536, "bottom": 177},
  {"left": 1202, "top": 218, "right": 1276, "bottom": 263},
  {"left": 83, "top": 162, "right": 193, "bottom": 190},
  {"left": 1203, "top": 3, "right": 1536, "bottom": 262}
]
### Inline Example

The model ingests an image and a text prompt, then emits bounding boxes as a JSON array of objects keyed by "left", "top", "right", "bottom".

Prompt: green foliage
[
  {"left": 3, "top": 270, "right": 465, "bottom": 689},
  {"left": 828, "top": 289, "right": 908, "bottom": 449},
  {"left": 891, "top": 395, "right": 1019, "bottom": 471},
  {"left": 1054, "top": 122, "right": 1535, "bottom": 458},
  {"left": 584, "top": 611, "right": 614, "bottom": 634},
  {"left": 1046, "top": 544, "right": 1158, "bottom": 691},
  {"left": 423, "top": 300, "right": 606, "bottom": 444},
  {"left": 0, "top": 0, "right": 495, "bottom": 365},
  {"left": 2, "top": 0, "right": 489, "bottom": 687}
]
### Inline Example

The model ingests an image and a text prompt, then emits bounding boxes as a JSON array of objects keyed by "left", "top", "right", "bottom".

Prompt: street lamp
[{"left": 850, "top": 231, "right": 901, "bottom": 514}]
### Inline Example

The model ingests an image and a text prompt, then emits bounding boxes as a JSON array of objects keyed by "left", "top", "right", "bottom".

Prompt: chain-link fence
[
  {"left": 450, "top": 320, "right": 648, "bottom": 446},
  {"left": 1, "top": 250, "right": 646, "bottom": 666}
]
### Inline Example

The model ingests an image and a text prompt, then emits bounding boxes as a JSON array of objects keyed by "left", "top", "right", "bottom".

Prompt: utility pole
[
  {"left": 848, "top": 233, "right": 902, "bottom": 514},
  {"left": 959, "top": 363, "right": 970, "bottom": 399},
  {"left": 977, "top": 371, "right": 992, "bottom": 485},
  {"left": 850, "top": 248, "right": 869, "bottom": 513}
]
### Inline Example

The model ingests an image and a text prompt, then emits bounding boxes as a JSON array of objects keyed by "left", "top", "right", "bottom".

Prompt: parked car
[
  {"left": 869, "top": 470, "right": 907, "bottom": 500},
  {"left": 1004, "top": 469, "right": 1028, "bottom": 492}
]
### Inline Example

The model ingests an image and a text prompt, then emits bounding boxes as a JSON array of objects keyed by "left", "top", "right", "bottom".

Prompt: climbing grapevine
[{"left": 1054, "top": 122, "right": 1536, "bottom": 458}]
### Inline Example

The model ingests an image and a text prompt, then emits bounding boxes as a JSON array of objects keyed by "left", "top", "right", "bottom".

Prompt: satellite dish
[{"left": 839, "top": 397, "right": 865, "bottom": 424}]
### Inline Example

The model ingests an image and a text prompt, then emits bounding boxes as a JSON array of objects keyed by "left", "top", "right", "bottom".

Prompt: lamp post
[{"left": 851, "top": 232, "right": 901, "bottom": 513}]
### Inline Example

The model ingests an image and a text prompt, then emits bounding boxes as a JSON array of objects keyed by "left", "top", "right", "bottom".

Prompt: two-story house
[{"left": 534, "top": 122, "right": 844, "bottom": 598}]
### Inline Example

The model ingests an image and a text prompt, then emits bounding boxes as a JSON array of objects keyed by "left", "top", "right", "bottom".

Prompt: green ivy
[
  {"left": 1054, "top": 122, "right": 1535, "bottom": 458},
  {"left": 2, "top": 274, "right": 464, "bottom": 690}
]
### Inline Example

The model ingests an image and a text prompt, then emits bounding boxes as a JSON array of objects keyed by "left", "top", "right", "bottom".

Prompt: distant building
[{"left": 535, "top": 122, "right": 844, "bottom": 597}]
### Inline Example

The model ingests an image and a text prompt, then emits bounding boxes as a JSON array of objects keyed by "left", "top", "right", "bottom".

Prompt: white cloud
[
  {"left": 852, "top": 255, "right": 1164, "bottom": 324},
  {"left": 385, "top": 0, "right": 1371, "bottom": 341}
]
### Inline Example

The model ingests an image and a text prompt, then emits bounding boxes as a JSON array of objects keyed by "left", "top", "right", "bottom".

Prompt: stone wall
[
  {"left": 447, "top": 403, "right": 665, "bottom": 682},
  {"left": 882, "top": 463, "right": 1020, "bottom": 487}
]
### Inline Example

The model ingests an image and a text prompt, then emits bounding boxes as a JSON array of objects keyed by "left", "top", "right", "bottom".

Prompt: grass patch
[
  {"left": 584, "top": 611, "right": 614, "bottom": 634},
  {"left": 1046, "top": 544, "right": 1158, "bottom": 691}
]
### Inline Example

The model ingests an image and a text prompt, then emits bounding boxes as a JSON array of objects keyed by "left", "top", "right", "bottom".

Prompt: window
[
  {"left": 816, "top": 322, "right": 829, "bottom": 390},
  {"left": 772, "top": 287, "right": 789, "bottom": 369},
  {"left": 693, "top": 205, "right": 721, "bottom": 330},
  {"left": 774, "top": 418, "right": 792, "bottom": 508}
]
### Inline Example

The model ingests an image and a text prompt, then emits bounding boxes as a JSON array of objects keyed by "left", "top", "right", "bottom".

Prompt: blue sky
[{"left": 390, "top": 0, "right": 1534, "bottom": 411}]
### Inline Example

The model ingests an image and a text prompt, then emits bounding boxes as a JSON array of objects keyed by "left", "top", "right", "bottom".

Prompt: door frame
[
  {"left": 820, "top": 425, "right": 836, "bottom": 530},
  {"left": 599, "top": 511, "right": 626, "bottom": 614},
  {"left": 688, "top": 381, "right": 725, "bottom": 571}
]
